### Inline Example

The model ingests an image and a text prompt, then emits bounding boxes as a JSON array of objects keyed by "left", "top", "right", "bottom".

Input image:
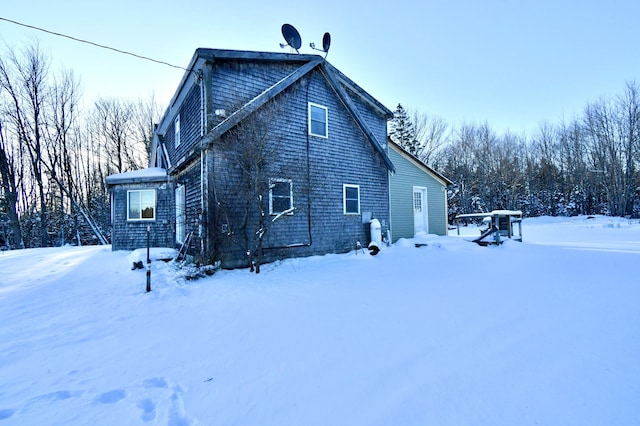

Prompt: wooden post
[{"left": 146, "top": 225, "right": 151, "bottom": 292}]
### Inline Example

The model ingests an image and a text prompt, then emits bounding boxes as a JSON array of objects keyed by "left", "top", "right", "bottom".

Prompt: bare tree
[
  {"left": 0, "top": 119, "right": 25, "bottom": 248},
  {"left": 214, "top": 98, "right": 290, "bottom": 273},
  {"left": 91, "top": 98, "right": 146, "bottom": 174},
  {"left": 0, "top": 42, "right": 51, "bottom": 246},
  {"left": 410, "top": 108, "right": 448, "bottom": 167},
  {"left": 131, "top": 95, "right": 162, "bottom": 166}
]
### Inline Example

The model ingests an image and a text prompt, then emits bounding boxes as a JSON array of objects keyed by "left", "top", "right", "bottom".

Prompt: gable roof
[
  {"left": 388, "top": 138, "right": 453, "bottom": 186},
  {"left": 152, "top": 49, "right": 395, "bottom": 172},
  {"left": 105, "top": 167, "right": 168, "bottom": 185}
]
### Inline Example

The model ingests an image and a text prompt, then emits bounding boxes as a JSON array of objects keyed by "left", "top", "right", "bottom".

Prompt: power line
[{"left": 0, "top": 16, "right": 189, "bottom": 72}]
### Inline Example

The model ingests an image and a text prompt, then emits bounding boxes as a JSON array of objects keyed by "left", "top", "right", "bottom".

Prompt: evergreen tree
[{"left": 389, "top": 103, "right": 420, "bottom": 156}]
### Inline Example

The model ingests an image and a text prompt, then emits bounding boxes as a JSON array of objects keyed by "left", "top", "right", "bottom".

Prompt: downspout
[
  {"left": 444, "top": 185, "right": 449, "bottom": 236},
  {"left": 264, "top": 77, "right": 313, "bottom": 251},
  {"left": 388, "top": 167, "right": 393, "bottom": 244},
  {"left": 199, "top": 69, "right": 206, "bottom": 254}
]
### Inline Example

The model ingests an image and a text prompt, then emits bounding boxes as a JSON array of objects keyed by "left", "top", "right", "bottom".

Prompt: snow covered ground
[{"left": 1, "top": 216, "right": 639, "bottom": 425}]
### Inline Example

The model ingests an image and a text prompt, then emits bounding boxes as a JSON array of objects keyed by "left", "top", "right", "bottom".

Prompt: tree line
[
  {"left": 2, "top": 40, "right": 638, "bottom": 250},
  {"left": 390, "top": 81, "right": 640, "bottom": 221},
  {"left": 0, "top": 42, "right": 160, "bottom": 249}
]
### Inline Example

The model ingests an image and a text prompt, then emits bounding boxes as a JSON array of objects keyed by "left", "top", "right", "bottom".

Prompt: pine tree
[{"left": 389, "top": 103, "right": 420, "bottom": 156}]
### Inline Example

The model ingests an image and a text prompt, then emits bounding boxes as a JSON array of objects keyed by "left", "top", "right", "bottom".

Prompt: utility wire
[{"left": 0, "top": 16, "right": 189, "bottom": 72}]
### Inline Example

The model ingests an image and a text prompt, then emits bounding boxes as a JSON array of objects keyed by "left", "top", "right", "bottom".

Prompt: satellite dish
[
  {"left": 310, "top": 32, "right": 331, "bottom": 58},
  {"left": 280, "top": 24, "right": 302, "bottom": 53},
  {"left": 322, "top": 32, "right": 331, "bottom": 53}
]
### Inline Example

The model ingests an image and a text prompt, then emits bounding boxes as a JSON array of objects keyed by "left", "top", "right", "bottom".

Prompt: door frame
[{"left": 412, "top": 186, "right": 428, "bottom": 235}]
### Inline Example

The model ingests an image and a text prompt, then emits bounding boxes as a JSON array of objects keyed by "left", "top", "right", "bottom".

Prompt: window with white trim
[
  {"left": 128, "top": 189, "right": 156, "bottom": 220},
  {"left": 308, "top": 103, "right": 328, "bottom": 138},
  {"left": 343, "top": 184, "right": 360, "bottom": 215},
  {"left": 270, "top": 179, "right": 293, "bottom": 215},
  {"left": 175, "top": 184, "right": 186, "bottom": 243},
  {"left": 174, "top": 114, "right": 181, "bottom": 148}
]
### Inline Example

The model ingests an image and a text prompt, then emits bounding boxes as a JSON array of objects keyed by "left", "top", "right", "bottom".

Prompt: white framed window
[
  {"left": 308, "top": 102, "right": 328, "bottom": 138},
  {"left": 270, "top": 178, "right": 293, "bottom": 215},
  {"left": 174, "top": 114, "right": 181, "bottom": 148},
  {"left": 175, "top": 184, "right": 186, "bottom": 243},
  {"left": 343, "top": 184, "right": 360, "bottom": 215},
  {"left": 127, "top": 189, "right": 156, "bottom": 221}
]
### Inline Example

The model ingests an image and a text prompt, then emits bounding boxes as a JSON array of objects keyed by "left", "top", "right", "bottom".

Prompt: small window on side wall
[
  {"left": 308, "top": 103, "right": 328, "bottom": 138},
  {"left": 343, "top": 184, "right": 360, "bottom": 215},
  {"left": 128, "top": 189, "right": 156, "bottom": 221},
  {"left": 270, "top": 179, "right": 293, "bottom": 215},
  {"left": 174, "top": 114, "right": 181, "bottom": 148}
]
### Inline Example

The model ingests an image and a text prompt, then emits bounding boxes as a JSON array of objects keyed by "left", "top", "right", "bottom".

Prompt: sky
[{"left": 2, "top": 0, "right": 639, "bottom": 136}]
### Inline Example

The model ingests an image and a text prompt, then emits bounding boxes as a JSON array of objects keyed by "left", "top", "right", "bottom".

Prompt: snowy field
[{"left": 1, "top": 216, "right": 639, "bottom": 425}]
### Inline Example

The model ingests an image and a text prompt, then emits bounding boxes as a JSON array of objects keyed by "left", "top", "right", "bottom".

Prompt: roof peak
[{"left": 195, "top": 48, "right": 322, "bottom": 63}]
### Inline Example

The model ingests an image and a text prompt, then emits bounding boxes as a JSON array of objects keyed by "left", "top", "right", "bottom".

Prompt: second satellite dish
[
  {"left": 310, "top": 32, "right": 331, "bottom": 58},
  {"left": 280, "top": 24, "right": 302, "bottom": 53}
]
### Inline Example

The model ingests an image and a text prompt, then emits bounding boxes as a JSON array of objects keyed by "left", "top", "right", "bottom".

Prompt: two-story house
[{"left": 107, "top": 49, "right": 395, "bottom": 269}]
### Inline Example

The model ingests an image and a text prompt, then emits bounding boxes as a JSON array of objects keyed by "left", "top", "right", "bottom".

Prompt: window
[
  {"left": 308, "top": 103, "right": 328, "bottom": 138},
  {"left": 270, "top": 179, "right": 293, "bottom": 215},
  {"left": 174, "top": 114, "right": 181, "bottom": 148},
  {"left": 413, "top": 191, "right": 422, "bottom": 212},
  {"left": 343, "top": 184, "right": 360, "bottom": 215},
  {"left": 128, "top": 190, "right": 156, "bottom": 220},
  {"left": 175, "top": 184, "right": 186, "bottom": 243}
]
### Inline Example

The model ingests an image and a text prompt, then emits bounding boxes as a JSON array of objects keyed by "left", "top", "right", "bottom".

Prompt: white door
[
  {"left": 175, "top": 184, "right": 186, "bottom": 243},
  {"left": 413, "top": 187, "right": 428, "bottom": 235}
]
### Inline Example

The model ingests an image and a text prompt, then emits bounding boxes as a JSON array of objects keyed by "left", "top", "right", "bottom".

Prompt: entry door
[
  {"left": 175, "top": 184, "right": 186, "bottom": 243},
  {"left": 413, "top": 187, "right": 428, "bottom": 235}
]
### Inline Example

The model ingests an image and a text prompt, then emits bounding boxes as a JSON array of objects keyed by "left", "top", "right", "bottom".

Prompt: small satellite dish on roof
[
  {"left": 310, "top": 32, "right": 331, "bottom": 58},
  {"left": 280, "top": 24, "right": 302, "bottom": 53}
]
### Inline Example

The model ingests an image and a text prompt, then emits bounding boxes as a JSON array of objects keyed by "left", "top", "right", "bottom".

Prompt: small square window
[
  {"left": 270, "top": 179, "right": 293, "bottom": 215},
  {"left": 308, "top": 103, "right": 328, "bottom": 138},
  {"left": 343, "top": 184, "right": 360, "bottom": 215},
  {"left": 128, "top": 189, "right": 156, "bottom": 221}
]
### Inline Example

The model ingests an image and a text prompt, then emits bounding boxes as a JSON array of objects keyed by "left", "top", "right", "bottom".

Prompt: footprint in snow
[
  {"left": 32, "top": 390, "right": 79, "bottom": 402},
  {"left": 143, "top": 377, "right": 169, "bottom": 388},
  {"left": 0, "top": 408, "right": 17, "bottom": 420},
  {"left": 95, "top": 389, "right": 127, "bottom": 404},
  {"left": 137, "top": 398, "right": 157, "bottom": 422}
]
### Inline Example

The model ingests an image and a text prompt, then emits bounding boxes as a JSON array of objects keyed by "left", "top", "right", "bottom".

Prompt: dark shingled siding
[
  {"left": 209, "top": 67, "right": 390, "bottom": 268},
  {"left": 110, "top": 182, "right": 174, "bottom": 251},
  {"left": 110, "top": 55, "right": 391, "bottom": 268}
]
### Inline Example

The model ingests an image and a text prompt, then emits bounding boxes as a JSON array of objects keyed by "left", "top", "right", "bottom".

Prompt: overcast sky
[{"left": 2, "top": 0, "right": 639, "bottom": 136}]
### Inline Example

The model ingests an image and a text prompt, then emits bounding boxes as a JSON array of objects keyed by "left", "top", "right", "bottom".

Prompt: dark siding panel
[
  {"left": 174, "top": 160, "right": 203, "bottom": 256},
  {"left": 210, "top": 69, "right": 390, "bottom": 268},
  {"left": 210, "top": 61, "right": 301, "bottom": 126},
  {"left": 148, "top": 56, "right": 390, "bottom": 268},
  {"left": 110, "top": 182, "right": 175, "bottom": 251},
  {"left": 165, "top": 83, "right": 201, "bottom": 165}
]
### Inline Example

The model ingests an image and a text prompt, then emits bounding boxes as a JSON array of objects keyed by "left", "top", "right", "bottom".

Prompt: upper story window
[
  {"left": 343, "top": 184, "right": 360, "bottom": 215},
  {"left": 270, "top": 178, "right": 293, "bottom": 215},
  {"left": 174, "top": 114, "right": 181, "bottom": 148},
  {"left": 128, "top": 189, "right": 156, "bottom": 221},
  {"left": 308, "top": 103, "right": 328, "bottom": 138}
]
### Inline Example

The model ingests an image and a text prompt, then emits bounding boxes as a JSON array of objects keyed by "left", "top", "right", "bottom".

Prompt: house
[
  {"left": 388, "top": 139, "right": 452, "bottom": 242},
  {"left": 107, "top": 48, "right": 395, "bottom": 269}
]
